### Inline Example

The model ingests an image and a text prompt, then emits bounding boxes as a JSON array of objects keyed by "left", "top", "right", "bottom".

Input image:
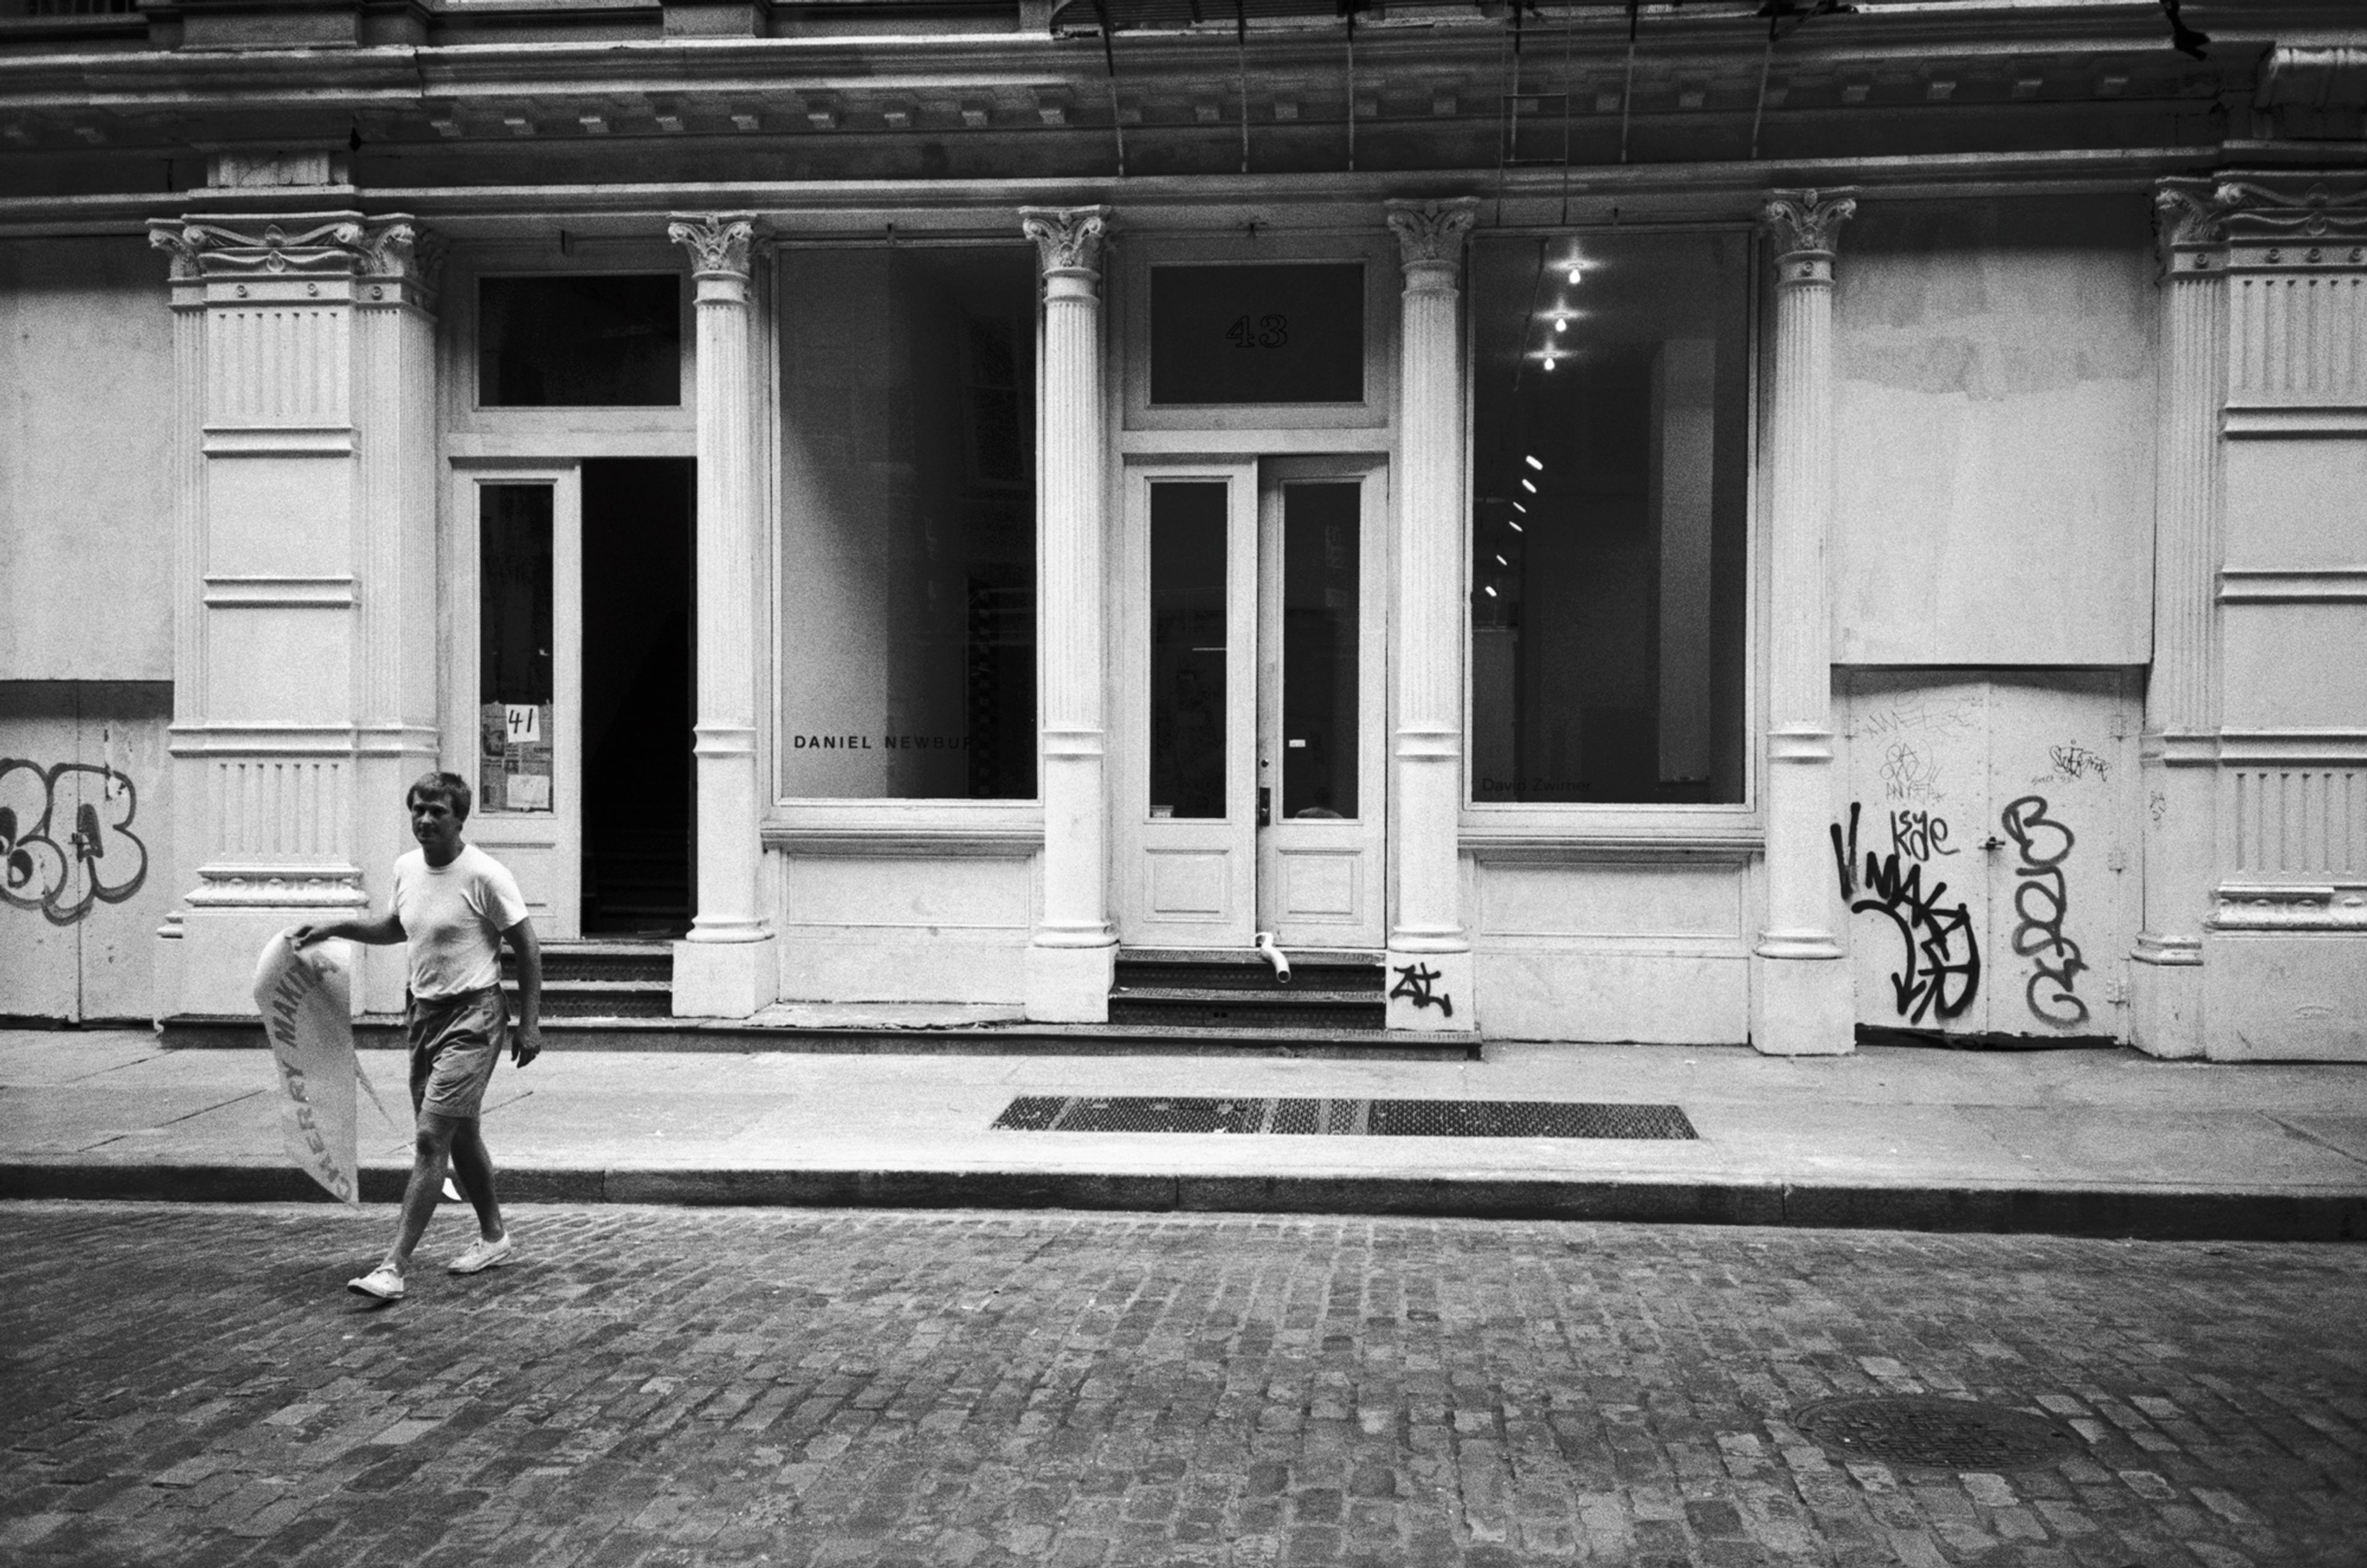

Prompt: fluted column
[
  {"left": 1020, "top": 206, "right": 1117, "bottom": 1021},
  {"left": 1751, "top": 189, "right": 1857, "bottom": 1056},
  {"left": 147, "top": 229, "right": 208, "bottom": 1026},
  {"left": 2132, "top": 180, "right": 2229, "bottom": 1060},
  {"left": 668, "top": 213, "right": 776, "bottom": 1018},
  {"left": 1384, "top": 198, "right": 1479, "bottom": 1032},
  {"left": 351, "top": 223, "right": 445, "bottom": 1016}
]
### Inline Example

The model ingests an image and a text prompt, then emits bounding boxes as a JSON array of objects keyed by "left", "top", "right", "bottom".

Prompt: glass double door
[
  {"left": 1117, "top": 459, "right": 1388, "bottom": 950},
  {"left": 452, "top": 460, "right": 696, "bottom": 942}
]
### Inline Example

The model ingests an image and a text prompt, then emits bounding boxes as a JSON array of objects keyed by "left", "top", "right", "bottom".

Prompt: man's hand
[
  {"left": 512, "top": 1019, "right": 543, "bottom": 1068},
  {"left": 289, "top": 924, "right": 321, "bottom": 949}
]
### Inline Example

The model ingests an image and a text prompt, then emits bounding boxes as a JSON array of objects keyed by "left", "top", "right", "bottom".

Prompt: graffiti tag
[
  {"left": 1888, "top": 809, "right": 1958, "bottom": 864},
  {"left": 0, "top": 759, "right": 148, "bottom": 927},
  {"left": 2049, "top": 744, "right": 2111, "bottom": 783},
  {"left": 1389, "top": 964, "right": 1454, "bottom": 1019},
  {"left": 1878, "top": 741, "right": 1944, "bottom": 802},
  {"left": 2001, "top": 794, "right": 2088, "bottom": 1027},
  {"left": 1832, "top": 802, "right": 1981, "bottom": 1025}
]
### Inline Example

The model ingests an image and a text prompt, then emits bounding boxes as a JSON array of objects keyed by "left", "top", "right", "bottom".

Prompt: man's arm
[
  {"left": 503, "top": 917, "right": 542, "bottom": 1066},
  {"left": 292, "top": 912, "right": 403, "bottom": 948}
]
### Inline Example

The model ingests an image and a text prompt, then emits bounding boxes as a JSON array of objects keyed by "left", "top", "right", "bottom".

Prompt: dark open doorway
[{"left": 580, "top": 457, "right": 695, "bottom": 936}]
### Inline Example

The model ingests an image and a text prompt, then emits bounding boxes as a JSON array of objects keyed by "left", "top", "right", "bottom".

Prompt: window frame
[{"left": 1457, "top": 219, "right": 1766, "bottom": 855}]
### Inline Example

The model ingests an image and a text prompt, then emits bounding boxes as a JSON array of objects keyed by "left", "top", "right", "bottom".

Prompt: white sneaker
[
  {"left": 448, "top": 1234, "right": 516, "bottom": 1275},
  {"left": 346, "top": 1264, "right": 405, "bottom": 1300}
]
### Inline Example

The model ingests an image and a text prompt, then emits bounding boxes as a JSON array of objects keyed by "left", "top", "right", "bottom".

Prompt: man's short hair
[{"left": 406, "top": 770, "right": 473, "bottom": 822}]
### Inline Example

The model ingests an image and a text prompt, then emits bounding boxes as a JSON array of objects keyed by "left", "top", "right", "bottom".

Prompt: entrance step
[
  {"left": 1109, "top": 947, "right": 1386, "bottom": 1031},
  {"left": 501, "top": 939, "right": 672, "bottom": 1019}
]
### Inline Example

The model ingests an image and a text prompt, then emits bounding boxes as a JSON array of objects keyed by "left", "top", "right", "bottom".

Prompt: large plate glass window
[
  {"left": 777, "top": 245, "right": 1038, "bottom": 799},
  {"left": 1468, "top": 231, "right": 1751, "bottom": 804}
]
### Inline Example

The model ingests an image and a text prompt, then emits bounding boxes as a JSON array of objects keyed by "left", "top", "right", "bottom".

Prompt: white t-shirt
[{"left": 391, "top": 843, "right": 529, "bottom": 1000}]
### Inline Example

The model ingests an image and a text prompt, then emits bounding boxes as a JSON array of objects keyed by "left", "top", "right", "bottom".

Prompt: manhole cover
[{"left": 1793, "top": 1395, "right": 2079, "bottom": 1471}]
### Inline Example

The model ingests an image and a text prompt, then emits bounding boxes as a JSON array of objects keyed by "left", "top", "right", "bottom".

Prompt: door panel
[
  {"left": 451, "top": 467, "right": 583, "bottom": 941},
  {"left": 1116, "top": 459, "right": 1387, "bottom": 952},
  {"left": 1839, "top": 670, "right": 2138, "bottom": 1038},
  {"left": 1257, "top": 464, "right": 1388, "bottom": 948},
  {"left": 1119, "top": 467, "right": 1259, "bottom": 948}
]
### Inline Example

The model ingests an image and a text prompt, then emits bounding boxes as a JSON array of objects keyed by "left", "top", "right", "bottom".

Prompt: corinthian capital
[
  {"left": 1762, "top": 189, "right": 1857, "bottom": 259},
  {"left": 1020, "top": 206, "right": 1110, "bottom": 275},
  {"left": 668, "top": 213, "right": 758, "bottom": 279},
  {"left": 1386, "top": 198, "right": 1479, "bottom": 272},
  {"left": 147, "top": 219, "right": 205, "bottom": 282}
]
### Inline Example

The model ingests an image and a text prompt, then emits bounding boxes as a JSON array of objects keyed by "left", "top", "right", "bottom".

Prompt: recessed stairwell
[
  {"left": 1107, "top": 948, "right": 1386, "bottom": 1031},
  {"left": 502, "top": 941, "right": 673, "bottom": 1020}
]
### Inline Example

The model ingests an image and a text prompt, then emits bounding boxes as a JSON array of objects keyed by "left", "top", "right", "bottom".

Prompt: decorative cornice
[
  {"left": 1018, "top": 205, "right": 1110, "bottom": 275},
  {"left": 666, "top": 211, "right": 758, "bottom": 279},
  {"left": 2215, "top": 174, "right": 2367, "bottom": 245},
  {"left": 1385, "top": 197, "right": 1478, "bottom": 271},
  {"left": 143, "top": 212, "right": 435, "bottom": 289}
]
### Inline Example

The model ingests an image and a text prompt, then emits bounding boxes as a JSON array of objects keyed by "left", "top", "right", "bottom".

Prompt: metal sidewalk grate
[{"left": 991, "top": 1096, "right": 1697, "bottom": 1140}]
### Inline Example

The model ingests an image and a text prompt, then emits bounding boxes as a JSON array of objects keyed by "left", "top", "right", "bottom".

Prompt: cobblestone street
[{"left": 1, "top": 1203, "right": 2360, "bottom": 1568}]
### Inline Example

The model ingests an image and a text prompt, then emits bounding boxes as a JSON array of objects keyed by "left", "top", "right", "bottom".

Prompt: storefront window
[
  {"left": 777, "top": 245, "right": 1038, "bottom": 799},
  {"left": 1468, "top": 231, "right": 1750, "bottom": 805}
]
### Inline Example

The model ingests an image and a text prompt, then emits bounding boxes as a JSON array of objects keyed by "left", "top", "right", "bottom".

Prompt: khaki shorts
[{"left": 406, "top": 986, "right": 507, "bottom": 1121}]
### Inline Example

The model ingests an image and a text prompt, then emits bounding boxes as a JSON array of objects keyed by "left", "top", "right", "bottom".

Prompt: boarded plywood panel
[
  {"left": 1839, "top": 671, "right": 2139, "bottom": 1040},
  {"left": 1832, "top": 198, "right": 2156, "bottom": 667},
  {"left": 0, "top": 682, "right": 173, "bottom": 1022}
]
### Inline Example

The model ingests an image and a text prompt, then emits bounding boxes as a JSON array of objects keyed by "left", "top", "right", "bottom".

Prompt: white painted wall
[
  {"left": 772, "top": 849, "right": 1036, "bottom": 1004},
  {"left": 1468, "top": 857, "right": 1754, "bottom": 1042},
  {"left": 0, "top": 238, "right": 176, "bottom": 682},
  {"left": 1832, "top": 197, "right": 2156, "bottom": 666}
]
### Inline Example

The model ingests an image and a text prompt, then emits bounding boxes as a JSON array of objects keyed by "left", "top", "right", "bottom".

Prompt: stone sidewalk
[
  {"left": 2, "top": 1204, "right": 2362, "bottom": 1567},
  {"left": 4, "top": 1030, "right": 2364, "bottom": 1238}
]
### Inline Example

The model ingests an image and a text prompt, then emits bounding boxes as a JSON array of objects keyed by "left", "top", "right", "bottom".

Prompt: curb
[{"left": 4, "top": 1162, "right": 2361, "bottom": 1242}]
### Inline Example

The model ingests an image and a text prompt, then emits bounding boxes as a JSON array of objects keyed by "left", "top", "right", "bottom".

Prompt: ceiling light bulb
[
  {"left": 1494, "top": 553, "right": 1508, "bottom": 566},
  {"left": 1520, "top": 478, "right": 1536, "bottom": 493},
  {"left": 1484, "top": 585, "right": 1498, "bottom": 597},
  {"left": 1524, "top": 455, "right": 1543, "bottom": 470},
  {"left": 1566, "top": 265, "right": 1583, "bottom": 284},
  {"left": 1511, "top": 501, "right": 1526, "bottom": 513},
  {"left": 1507, "top": 519, "right": 1523, "bottom": 532},
  {"left": 1554, "top": 317, "right": 1568, "bottom": 333},
  {"left": 1542, "top": 355, "right": 1556, "bottom": 370}
]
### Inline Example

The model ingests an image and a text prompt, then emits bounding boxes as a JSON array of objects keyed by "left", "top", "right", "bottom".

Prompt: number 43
[{"left": 1226, "top": 314, "right": 1289, "bottom": 349}]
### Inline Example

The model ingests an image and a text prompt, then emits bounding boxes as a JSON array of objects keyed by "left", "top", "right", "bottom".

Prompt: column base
[
  {"left": 2200, "top": 931, "right": 2367, "bottom": 1061},
  {"left": 2129, "top": 936, "right": 2206, "bottom": 1060},
  {"left": 1025, "top": 941, "right": 1115, "bottom": 1023},
  {"left": 671, "top": 934, "right": 777, "bottom": 1019},
  {"left": 1751, "top": 950, "right": 1854, "bottom": 1056},
  {"left": 173, "top": 906, "right": 361, "bottom": 1019},
  {"left": 1384, "top": 949, "right": 1476, "bottom": 1033}
]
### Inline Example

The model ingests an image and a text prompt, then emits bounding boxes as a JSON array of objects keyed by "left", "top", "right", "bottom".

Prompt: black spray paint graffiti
[
  {"left": 1888, "top": 809, "right": 1959, "bottom": 864},
  {"left": 1832, "top": 802, "right": 1981, "bottom": 1025},
  {"left": 0, "top": 759, "right": 149, "bottom": 927},
  {"left": 1389, "top": 964, "right": 1454, "bottom": 1019},
  {"left": 2000, "top": 794, "right": 2088, "bottom": 1027}
]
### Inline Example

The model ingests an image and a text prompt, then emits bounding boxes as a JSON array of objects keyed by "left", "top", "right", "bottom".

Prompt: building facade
[{"left": 1, "top": 0, "right": 2360, "bottom": 1058}]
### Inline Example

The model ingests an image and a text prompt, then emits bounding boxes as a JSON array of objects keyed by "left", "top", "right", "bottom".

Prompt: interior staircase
[
  {"left": 501, "top": 940, "right": 673, "bottom": 1019},
  {"left": 1106, "top": 947, "right": 1386, "bottom": 1031}
]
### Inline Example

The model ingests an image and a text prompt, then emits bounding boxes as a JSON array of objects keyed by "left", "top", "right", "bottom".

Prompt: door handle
[{"left": 1257, "top": 785, "right": 1272, "bottom": 827}]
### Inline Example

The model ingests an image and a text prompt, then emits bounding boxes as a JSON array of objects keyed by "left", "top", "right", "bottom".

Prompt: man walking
[{"left": 295, "top": 770, "right": 542, "bottom": 1301}]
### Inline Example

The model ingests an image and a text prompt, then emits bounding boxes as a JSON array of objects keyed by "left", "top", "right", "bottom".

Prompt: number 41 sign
[{"left": 504, "top": 704, "right": 542, "bottom": 743}]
